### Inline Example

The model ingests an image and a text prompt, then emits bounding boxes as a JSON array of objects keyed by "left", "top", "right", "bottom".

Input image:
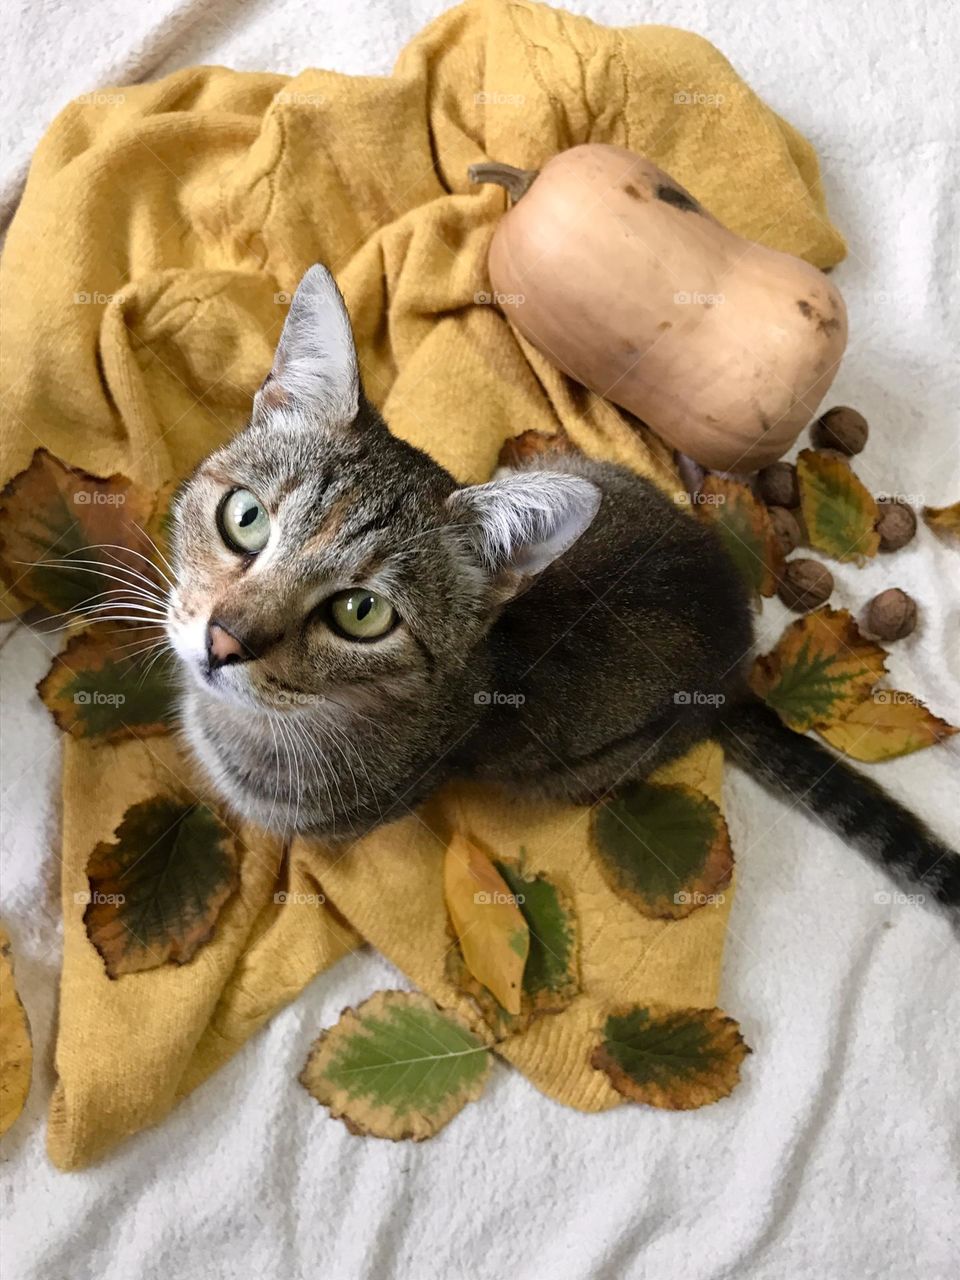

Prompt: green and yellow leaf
[
  {"left": 0, "top": 925, "right": 33, "bottom": 1138},
  {"left": 817, "top": 692, "right": 959, "bottom": 762},
  {"left": 0, "top": 448, "right": 156, "bottom": 615},
  {"left": 695, "top": 475, "right": 783, "bottom": 596},
  {"left": 84, "top": 798, "right": 239, "bottom": 978},
  {"left": 299, "top": 990, "right": 491, "bottom": 1141},
  {"left": 443, "top": 831, "right": 529, "bottom": 1015},
  {"left": 797, "top": 448, "right": 879, "bottom": 563},
  {"left": 447, "top": 858, "right": 580, "bottom": 1036},
  {"left": 591, "top": 1004, "right": 750, "bottom": 1109},
  {"left": 923, "top": 500, "right": 960, "bottom": 543},
  {"left": 592, "top": 781, "right": 733, "bottom": 919},
  {"left": 37, "top": 625, "right": 176, "bottom": 743},
  {"left": 750, "top": 607, "right": 887, "bottom": 731}
]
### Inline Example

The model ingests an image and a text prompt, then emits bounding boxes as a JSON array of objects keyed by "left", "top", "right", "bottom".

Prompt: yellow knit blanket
[{"left": 0, "top": 0, "right": 844, "bottom": 1169}]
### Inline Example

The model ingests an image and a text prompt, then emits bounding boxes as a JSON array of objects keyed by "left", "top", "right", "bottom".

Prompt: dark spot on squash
[
  {"left": 657, "top": 321, "right": 673, "bottom": 331},
  {"left": 797, "top": 300, "right": 814, "bottom": 319},
  {"left": 656, "top": 183, "right": 700, "bottom": 213},
  {"left": 797, "top": 297, "right": 842, "bottom": 335},
  {"left": 622, "top": 181, "right": 649, "bottom": 200}
]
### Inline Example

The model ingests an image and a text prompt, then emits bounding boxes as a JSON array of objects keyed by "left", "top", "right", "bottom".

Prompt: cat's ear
[
  {"left": 253, "top": 264, "right": 360, "bottom": 425},
  {"left": 447, "top": 470, "right": 601, "bottom": 592}
]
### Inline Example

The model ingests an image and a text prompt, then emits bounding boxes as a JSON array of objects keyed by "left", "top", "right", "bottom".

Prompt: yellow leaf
[
  {"left": 797, "top": 449, "right": 879, "bottom": 563},
  {"left": 443, "top": 832, "right": 529, "bottom": 1015},
  {"left": 696, "top": 475, "right": 783, "bottom": 596},
  {"left": 817, "top": 692, "right": 959, "bottom": 762},
  {"left": 0, "top": 925, "right": 33, "bottom": 1137},
  {"left": 750, "top": 607, "right": 887, "bottom": 731},
  {"left": 923, "top": 500, "right": 960, "bottom": 542}
]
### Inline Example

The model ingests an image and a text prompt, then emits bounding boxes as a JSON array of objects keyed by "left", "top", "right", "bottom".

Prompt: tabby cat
[{"left": 164, "top": 265, "right": 959, "bottom": 908}]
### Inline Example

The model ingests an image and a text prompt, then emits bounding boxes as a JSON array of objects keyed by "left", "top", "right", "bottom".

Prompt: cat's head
[{"left": 165, "top": 265, "right": 600, "bottom": 723}]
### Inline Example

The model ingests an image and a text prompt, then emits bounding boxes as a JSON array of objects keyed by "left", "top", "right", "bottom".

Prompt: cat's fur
[{"left": 166, "top": 265, "right": 959, "bottom": 908}]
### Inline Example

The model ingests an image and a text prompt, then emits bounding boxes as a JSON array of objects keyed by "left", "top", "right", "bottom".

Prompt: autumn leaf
[
  {"left": 299, "top": 990, "right": 491, "bottom": 1140},
  {"left": 0, "top": 449, "right": 157, "bottom": 615},
  {"left": 817, "top": 691, "right": 959, "bottom": 762},
  {"left": 695, "top": 476, "right": 783, "bottom": 596},
  {"left": 84, "top": 798, "right": 239, "bottom": 978},
  {"left": 497, "top": 426, "right": 575, "bottom": 469},
  {"left": 591, "top": 1004, "right": 750, "bottom": 1109},
  {"left": 443, "top": 831, "right": 529, "bottom": 1015},
  {"left": 447, "top": 858, "right": 580, "bottom": 1035},
  {"left": 37, "top": 625, "right": 176, "bottom": 743},
  {"left": 592, "top": 781, "right": 733, "bottom": 919},
  {"left": 0, "top": 925, "right": 32, "bottom": 1137},
  {"left": 750, "top": 607, "right": 887, "bottom": 732},
  {"left": 797, "top": 448, "right": 879, "bottom": 563},
  {"left": 923, "top": 500, "right": 960, "bottom": 543}
]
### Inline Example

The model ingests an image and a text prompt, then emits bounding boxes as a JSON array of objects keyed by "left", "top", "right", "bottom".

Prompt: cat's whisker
[{"left": 88, "top": 541, "right": 176, "bottom": 592}]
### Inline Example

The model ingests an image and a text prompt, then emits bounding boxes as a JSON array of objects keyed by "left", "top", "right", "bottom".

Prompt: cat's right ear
[{"left": 253, "top": 264, "right": 360, "bottom": 426}]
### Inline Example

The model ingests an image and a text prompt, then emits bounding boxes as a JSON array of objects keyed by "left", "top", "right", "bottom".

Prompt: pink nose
[{"left": 207, "top": 622, "right": 247, "bottom": 668}]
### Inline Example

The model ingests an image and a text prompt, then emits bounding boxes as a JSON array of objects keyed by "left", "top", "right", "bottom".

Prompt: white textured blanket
[{"left": 2, "top": 2, "right": 958, "bottom": 1278}]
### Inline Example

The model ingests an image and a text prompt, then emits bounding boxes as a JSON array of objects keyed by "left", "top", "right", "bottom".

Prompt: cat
[{"left": 165, "top": 264, "right": 959, "bottom": 908}]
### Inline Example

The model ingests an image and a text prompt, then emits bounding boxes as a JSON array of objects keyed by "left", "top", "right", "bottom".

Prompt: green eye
[
  {"left": 328, "top": 589, "right": 397, "bottom": 641},
  {"left": 219, "top": 489, "right": 270, "bottom": 553}
]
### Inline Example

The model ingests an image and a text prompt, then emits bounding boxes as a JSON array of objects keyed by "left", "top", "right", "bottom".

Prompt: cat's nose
[{"left": 206, "top": 621, "right": 250, "bottom": 669}]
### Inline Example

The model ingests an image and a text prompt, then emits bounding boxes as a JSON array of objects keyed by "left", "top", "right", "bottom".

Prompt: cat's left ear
[
  {"left": 447, "top": 470, "right": 601, "bottom": 595},
  {"left": 254, "top": 264, "right": 360, "bottom": 425}
]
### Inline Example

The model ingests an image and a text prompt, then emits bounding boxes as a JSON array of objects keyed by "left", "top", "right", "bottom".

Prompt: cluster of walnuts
[{"left": 756, "top": 407, "right": 917, "bottom": 640}]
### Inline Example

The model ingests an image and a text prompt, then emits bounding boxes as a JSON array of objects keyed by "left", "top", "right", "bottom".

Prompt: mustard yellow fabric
[{"left": 0, "top": 0, "right": 844, "bottom": 1169}]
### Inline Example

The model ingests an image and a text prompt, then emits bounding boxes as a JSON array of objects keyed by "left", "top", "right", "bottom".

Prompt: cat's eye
[
  {"left": 327, "top": 589, "right": 397, "bottom": 641},
  {"left": 218, "top": 489, "right": 270, "bottom": 554}
]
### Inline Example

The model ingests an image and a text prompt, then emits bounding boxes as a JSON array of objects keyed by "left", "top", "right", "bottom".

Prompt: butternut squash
[{"left": 470, "top": 146, "right": 847, "bottom": 472}]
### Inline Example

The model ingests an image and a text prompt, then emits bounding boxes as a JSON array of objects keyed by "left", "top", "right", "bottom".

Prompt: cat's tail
[{"left": 717, "top": 698, "right": 960, "bottom": 909}]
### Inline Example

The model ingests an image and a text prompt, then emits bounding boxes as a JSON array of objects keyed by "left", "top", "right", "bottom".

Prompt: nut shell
[
  {"left": 777, "top": 558, "right": 834, "bottom": 611},
  {"left": 865, "top": 588, "right": 917, "bottom": 641},
  {"left": 811, "top": 406, "right": 868, "bottom": 455},
  {"left": 758, "top": 461, "right": 800, "bottom": 509},
  {"left": 768, "top": 506, "right": 803, "bottom": 555},
  {"left": 875, "top": 498, "right": 917, "bottom": 552}
]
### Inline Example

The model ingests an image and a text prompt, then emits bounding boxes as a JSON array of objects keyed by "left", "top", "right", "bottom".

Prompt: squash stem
[{"left": 468, "top": 161, "right": 539, "bottom": 203}]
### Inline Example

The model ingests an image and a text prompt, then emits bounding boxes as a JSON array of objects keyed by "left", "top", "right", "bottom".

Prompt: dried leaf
[
  {"left": 299, "top": 990, "right": 491, "bottom": 1140},
  {"left": 497, "top": 426, "right": 575, "bottom": 469},
  {"left": 591, "top": 1004, "right": 750, "bottom": 1109},
  {"left": 84, "top": 798, "right": 239, "bottom": 978},
  {"left": 37, "top": 625, "right": 177, "bottom": 743},
  {"left": 797, "top": 448, "right": 879, "bottom": 563},
  {"left": 0, "top": 925, "right": 32, "bottom": 1137},
  {"left": 592, "top": 782, "right": 733, "bottom": 918},
  {"left": 750, "top": 607, "right": 887, "bottom": 732},
  {"left": 923, "top": 500, "right": 960, "bottom": 543},
  {"left": 447, "top": 858, "right": 580, "bottom": 1036},
  {"left": 443, "top": 831, "right": 529, "bottom": 1015},
  {"left": 0, "top": 449, "right": 156, "bottom": 614},
  {"left": 695, "top": 476, "right": 783, "bottom": 596},
  {"left": 817, "top": 692, "right": 959, "bottom": 762}
]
